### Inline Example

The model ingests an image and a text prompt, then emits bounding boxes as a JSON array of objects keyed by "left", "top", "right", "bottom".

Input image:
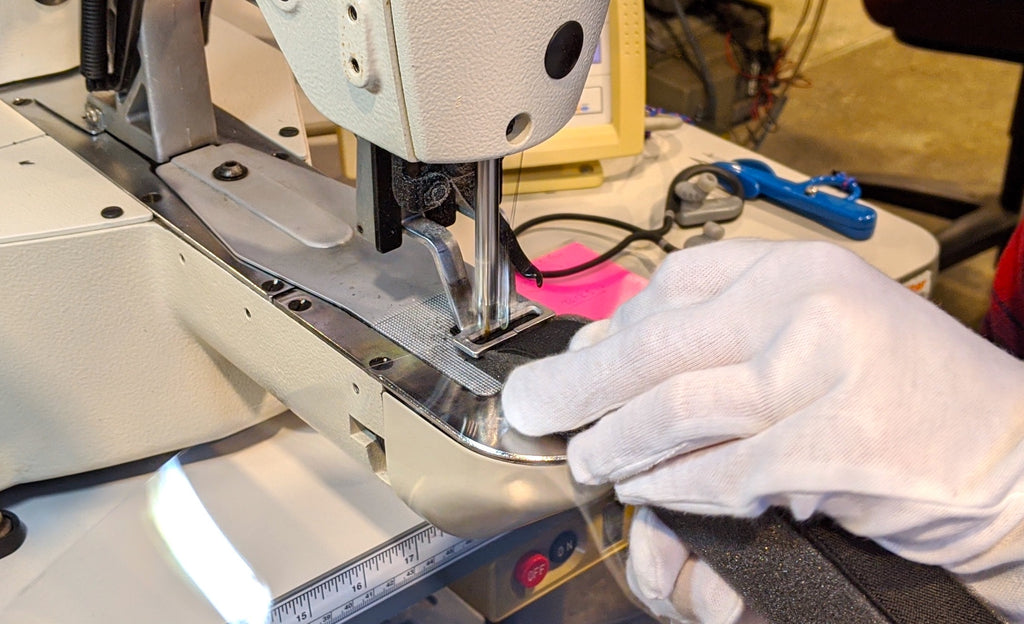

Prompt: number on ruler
[{"left": 270, "top": 527, "right": 478, "bottom": 624}]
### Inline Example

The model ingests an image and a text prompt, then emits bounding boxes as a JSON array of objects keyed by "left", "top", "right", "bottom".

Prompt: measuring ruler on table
[{"left": 269, "top": 523, "right": 489, "bottom": 624}]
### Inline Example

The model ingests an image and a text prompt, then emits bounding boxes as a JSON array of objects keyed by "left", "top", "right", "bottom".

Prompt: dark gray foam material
[{"left": 655, "top": 508, "right": 1004, "bottom": 624}]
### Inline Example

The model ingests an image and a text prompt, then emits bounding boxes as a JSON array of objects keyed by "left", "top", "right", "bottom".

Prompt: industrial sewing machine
[
  {"left": 0, "top": 0, "right": 629, "bottom": 540},
  {"left": 1, "top": 1, "right": 941, "bottom": 621}
]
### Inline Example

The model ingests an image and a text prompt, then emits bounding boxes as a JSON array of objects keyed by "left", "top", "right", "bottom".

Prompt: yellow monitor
[{"left": 503, "top": 0, "right": 646, "bottom": 194}]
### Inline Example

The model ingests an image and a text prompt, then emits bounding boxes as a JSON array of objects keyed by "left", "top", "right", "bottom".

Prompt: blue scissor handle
[{"left": 713, "top": 159, "right": 877, "bottom": 240}]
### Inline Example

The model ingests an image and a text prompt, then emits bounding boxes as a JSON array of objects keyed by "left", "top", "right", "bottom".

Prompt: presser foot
[{"left": 452, "top": 300, "right": 555, "bottom": 358}]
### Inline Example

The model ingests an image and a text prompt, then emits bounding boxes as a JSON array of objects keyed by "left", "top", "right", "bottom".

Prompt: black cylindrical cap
[{"left": 545, "top": 21, "right": 585, "bottom": 80}]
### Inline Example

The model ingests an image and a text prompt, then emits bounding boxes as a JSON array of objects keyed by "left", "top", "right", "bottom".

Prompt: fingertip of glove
[
  {"left": 565, "top": 456, "right": 602, "bottom": 485},
  {"left": 568, "top": 319, "right": 611, "bottom": 351},
  {"left": 501, "top": 367, "right": 554, "bottom": 437},
  {"left": 626, "top": 550, "right": 689, "bottom": 622},
  {"left": 564, "top": 436, "right": 610, "bottom": 485},
  {"left": 688, "top": 560, "right": 745, "bottom": 624},
  {"left": 626, "top": 509, "right": 693, "bottom": 622}
]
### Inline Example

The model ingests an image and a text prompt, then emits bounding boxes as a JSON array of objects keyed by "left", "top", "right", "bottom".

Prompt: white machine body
[
  {"left": 1, "top": 0, "right": 617, "bottom": 539},
  {"left": 0, "top": 0, "right": 79, "bottom": 86},
  {"left": 0, "top": 103, "right": 589, "bottom": 537},
  {"left": 0, "top": 143, "right": 281, "bottom": 488},
  {"left": 255, "top": 0, "right": 610, "bottom": 163}
]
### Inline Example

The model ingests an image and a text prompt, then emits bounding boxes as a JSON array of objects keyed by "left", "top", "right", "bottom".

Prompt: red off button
[{"left": 513, "top": 551, "right": 549, "bottom": 589}]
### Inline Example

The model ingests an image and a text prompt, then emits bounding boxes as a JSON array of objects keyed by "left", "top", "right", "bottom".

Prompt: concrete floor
[{"left": 753, "top": 1, "right": 1021, "bottom": 329}]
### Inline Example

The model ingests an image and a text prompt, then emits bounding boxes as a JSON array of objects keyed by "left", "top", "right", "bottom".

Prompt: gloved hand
[
  {"left": 624, "top": 505, "right": 759, "bottom": 623},
  {"left": 502, "top": 239, "right": 1024, "bottom": 623}
]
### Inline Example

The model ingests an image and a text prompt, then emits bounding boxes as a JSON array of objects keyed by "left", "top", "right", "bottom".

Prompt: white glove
[
  {"left": 503, "top": 239, "right": 1024, "bottom": 622},
  {"left": 625, "top": 506, "right": 757, "bottom": 624}
]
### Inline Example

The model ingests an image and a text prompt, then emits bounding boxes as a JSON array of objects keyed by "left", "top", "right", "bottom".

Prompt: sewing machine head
[
  {"left": 255, "top": 1, "right": 609, "bottom": 164},
  {"left": 255, "top": 0, "right": 611, "bottom": 353},
  {"left": 80, "top": 0, "right": 610, "bottom": 356}
]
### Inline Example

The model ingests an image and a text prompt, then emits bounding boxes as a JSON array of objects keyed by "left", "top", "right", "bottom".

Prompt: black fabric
[
  {"left": 799, "top": 514, "right": 1004, "bottom": 623},
  {"left": 472, "top": 316, "right": 589, "bottom": 382},
  {"left": 655, "top": 507, "right": 1005, "bottom": 623}
]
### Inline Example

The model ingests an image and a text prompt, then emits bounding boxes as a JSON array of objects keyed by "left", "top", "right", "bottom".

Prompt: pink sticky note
[{"left": 515, "top": 242, "right": 649, "bottom": 320}]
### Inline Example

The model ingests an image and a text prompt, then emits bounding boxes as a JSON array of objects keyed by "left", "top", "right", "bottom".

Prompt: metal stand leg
[{"left": 999, "top": 70, "right": 1024, "bottom": 213}]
